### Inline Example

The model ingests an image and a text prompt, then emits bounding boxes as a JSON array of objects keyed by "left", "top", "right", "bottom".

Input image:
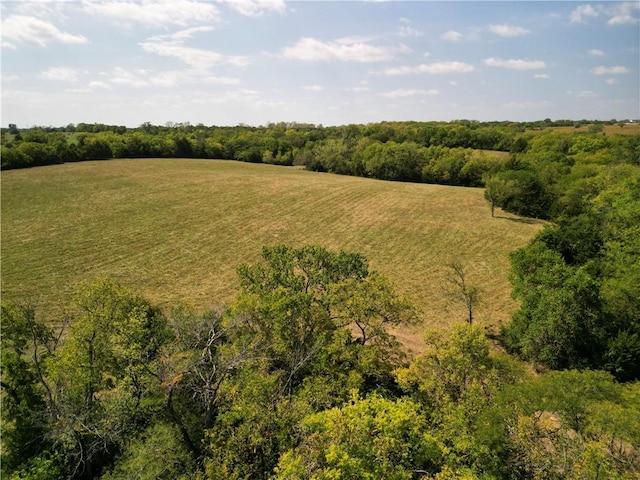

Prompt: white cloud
[
  {"left": 15, "top": 0, "right": 73, "bottom": 22},
  {"left": 2, "top": 41, "right": 17, "bottom": 50},
  {"left": 89, "top": 81, "right": 112, "bottom": 89},
  {"left": 65, "top": 87, "right": 91, "bottom": 94},
  {"left": 487, "top": 24, "right": 530, "bottom": 37},
  {"left": 196, "top": 74, "right": 241, "bottom": 85},
  {"left": 141, "top": 26, "right": 246, "bottom": 76},
  {"left": 607, "top": 14, "right": 638, "bottom": 25},
  {"left": 154, "top": 26, "right": 215, "bottom": 42},
  {"left": 569, "top": 2, "right": 638, "bottom": 26},
  {"left": 607, "top": 1, "right": 639, "bottom": 25},
  {"left": 398, "top": 25, "right": 423, "bottom": 37},
  {"left": 380, "top": 88, "right": 439, "bottom": 98},
  {"left": 397, "top": 43, "right": 412, "bottom": 54},
  {"left": 199, "top": 88, "right": 262, "bottom": 104},
  {"left": 282, "top": 37, "right": 397, "bottom": 62},
  {"left": 108, "top": 66, "right": 239, "bottom": 88},
  {"left": 567, "top": 89, "right": 598, "bottom": 98},
  {"left": 1, "top": 15, "right": 87, "bottom": 46},
  {"left": 382, "top": 61, "right": 475, "bottom": 75},
  {"left": 534, "top": 73, "right": 550, "bottom": 79},
  {"left": 221, "top": 0, "right": 286, "bottom": 16},
  {"left": 605, "top": 78, "right": 618, "bottom": 85},
  {"left": 136, "top": 25, "right": 245, "bottom": 87},
  {"left": 441, "top": 30, "right": 462, "bottom": 42},
  {"left": 140, "top": 40, "right": 249, "bottom": 69},
  {"left": 110, "top": 67, "right": 151, "bottom": 87},
  {"left": 82, "top": 0, "right": 220, "bottom": 27},
  {"left": 193, "top": 89, "right": 242, "bottom": 105},
  {"left": 588, "top": 49, "right": 605, "bottom": 56},
  {"left": 484, "top": 57, "right": 546, "bottom": 70},
  {"left": 346, "top": 80, "right": 370, "bottom": 93},
  {"left": 346, "top": 86, "right": 371, "bottom": 93},
  {"left": 39, "top": 67, "right": 85, "bottom": 82},
  {"left": 570, "top": 4, "right": 599, "bottom": 24},
  {"left": 592, "top": 65, "right": 630, "bottom": 75},
  {"left": 303, "top": 85, "right": 324, "bottom": 91}
]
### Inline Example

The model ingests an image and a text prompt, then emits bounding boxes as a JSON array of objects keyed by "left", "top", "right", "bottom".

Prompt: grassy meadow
[
  {"left": 1, "top": 159, "right": 544, "bottom": 351},
  {"left": 546, "top": 122, "right": 640, "bottom": 135}
]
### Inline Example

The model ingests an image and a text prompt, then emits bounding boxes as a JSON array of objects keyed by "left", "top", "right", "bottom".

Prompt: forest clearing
[{"left": 1, "top": 158, "right": 543, "bottom": 351}]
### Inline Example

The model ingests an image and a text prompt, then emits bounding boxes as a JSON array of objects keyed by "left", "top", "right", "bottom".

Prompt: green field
[
  {"left": 546, "top": 122, "right": 640, "bottom": 135},
  {"left": 1, "top": 159, "right": 543, "bottom": 351}
]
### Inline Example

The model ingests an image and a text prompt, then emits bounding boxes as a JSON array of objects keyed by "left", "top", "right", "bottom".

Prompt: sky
[{"left": 1, "top": 0, "right": 639, "bottom": 127}]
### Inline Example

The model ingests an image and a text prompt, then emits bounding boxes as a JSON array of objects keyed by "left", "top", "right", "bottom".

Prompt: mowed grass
[
  {"left": 546, "top": 123, "right": 640, "bottom": 136},
  {"left": 1, "top": 159, "right": 544, "bottom": 352}
]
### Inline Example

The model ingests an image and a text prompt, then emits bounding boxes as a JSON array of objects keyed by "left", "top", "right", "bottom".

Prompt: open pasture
[
  {"left": 1, "top": 159, "right": 543, "bottom": 351},
  {"left": 546, "top": 123, "right": 640, "bottom": 135}
]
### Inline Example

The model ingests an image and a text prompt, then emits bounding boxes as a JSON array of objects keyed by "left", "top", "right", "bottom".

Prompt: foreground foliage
[{"left": 2, "top": 245, "right": 639, "bottom": 480}]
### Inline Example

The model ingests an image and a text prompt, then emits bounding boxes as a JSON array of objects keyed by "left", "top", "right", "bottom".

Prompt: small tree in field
[
  {"left": 445, "top": 261, "right": 481, "bottom": 325},
  {"left": 483, "top": 174, "right": 513, "bottom": 218}
]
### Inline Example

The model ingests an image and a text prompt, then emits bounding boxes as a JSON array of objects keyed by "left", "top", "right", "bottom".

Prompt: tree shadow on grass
[{"left": 495, "top": 215, "right": 545, "bottom": 225}]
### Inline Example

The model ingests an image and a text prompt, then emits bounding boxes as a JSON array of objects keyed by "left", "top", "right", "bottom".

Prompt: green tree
[
  {"left": 504, "top": 173, "right": 640, "bottom": 379},
  {"left": 484, "top": 170, "right": 553, "bottom": 219},
  {"left": 498, "top": 370, "right": 639, "bottom": 479},
  {"left": 204, "top": 245, "right": 416, "bottom": 478},
  {"left": 444, "top": 261, "right": 481, "bottom": 325},
  {"left": 396, "top": 324, "right": 495, "bottom": 408},
  {"left": 274, "top": 393, "right": 444, "bottom": 480},
  {"left": 0, "top": 303, "right": 55, "bottom": 475},
  {"left": 236, "top": 245, "right": 368, "bottom": 303},
  {"left": 396, "top": 324, "right": 523, "bottom": 476},
  {"left": 80, "top": 136, "right": 112, "bottom": 160},
  {"left": 329, "top": 272, "right": 417, "bottom": 345},
  {"left": 43, "top": 279, "right": 171, "bottom": 478},
  {"left": 234, "top": 245, "right": 412, "bottom": 388},
  {"left": 503, "top": 241, "right": 603, "bottom": 370},
  {"left": 101, "top": 423, "right": 197, "bottom": 480},
  {"left": 205, "top": 369, "right": 310, "bottom": 480},
  {"left": 483, "top": 173, "right": 516, "bottom": 217}
]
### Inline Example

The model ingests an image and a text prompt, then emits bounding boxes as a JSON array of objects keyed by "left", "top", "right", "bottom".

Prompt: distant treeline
[
  {"left": 2, "top": 119, "right": 639, "bottom": 221},
  {"left": 3, "top": 120, "right": 532, "bottom": 171}
]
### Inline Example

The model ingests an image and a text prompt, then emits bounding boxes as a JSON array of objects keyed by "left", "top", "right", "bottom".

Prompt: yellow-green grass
[
  {"left": 546, "top": 123, "right": 640, "bottom": 136},
  {"left": 1, "top": 159, "right": 544, "bottom": 352},
  {"left": 478, "top": 149, "right": 510, "bottom": 158}
]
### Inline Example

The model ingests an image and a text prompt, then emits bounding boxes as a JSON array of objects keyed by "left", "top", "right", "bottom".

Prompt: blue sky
[{"left": 1, "top": 0, "right": 639, "bottom": 127}]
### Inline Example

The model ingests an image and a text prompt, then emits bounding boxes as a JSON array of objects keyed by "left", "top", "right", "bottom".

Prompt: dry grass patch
[
  {"left": 2, "top": 159, "right": 543, "bottom": 352},
  {"left": 545, "top": 123, "right": 640, "bottom": 136},
  {"left": 478, "top": 149, "right": 510, "bottom": 158}
]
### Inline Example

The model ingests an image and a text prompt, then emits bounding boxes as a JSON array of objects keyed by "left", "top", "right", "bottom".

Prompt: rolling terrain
[{"left": 1, "top": 159, "right": 544, "bottom": 351}]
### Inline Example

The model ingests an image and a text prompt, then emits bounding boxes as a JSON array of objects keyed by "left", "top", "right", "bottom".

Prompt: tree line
[
  {"left": 3, "top": 245, "right": 639, "bottom": 479},
  {"left": 3, "top": 120, "right": 638, "bottom": 217},
  {"left": 3, "top": 120, "right": 526, "bottom": 170}
]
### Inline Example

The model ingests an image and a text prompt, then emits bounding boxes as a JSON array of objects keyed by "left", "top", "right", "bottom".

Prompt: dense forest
[{"left": 2, "top": 119, "right": 640, "bottom": 479}]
